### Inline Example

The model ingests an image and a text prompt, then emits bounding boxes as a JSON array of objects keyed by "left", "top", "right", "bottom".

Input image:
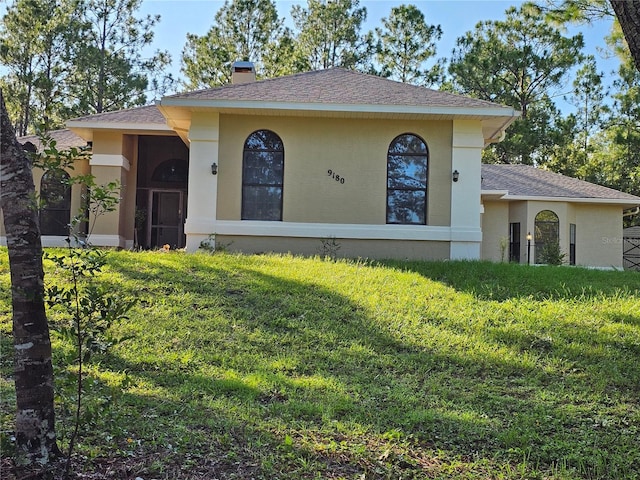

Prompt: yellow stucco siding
[
  {"left": 216, "top": 235, "right": 450, "bottom": 260},
  {"left": 120, "top": 135, "right": 138, "bottom": 243},
  {"left": 216, "top": 114, "right": 452, "bottom": 225},
  {"left": 574, "top": 204, "right": 623, "bottom": 268},
  {"left": 485, "top": 200, "right": 624, "bottom": 268},
  {"left": 88, "top": 165, "right": 123, "bottom": 236},
  {"left": 92, "top": 131, "right": 125, "bottom": 155},
  {"left": 481, "top": 201, "right": 510, "bottom": 262}
]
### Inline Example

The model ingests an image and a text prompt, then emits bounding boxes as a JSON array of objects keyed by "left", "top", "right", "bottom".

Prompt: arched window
[
  {"left": 40, "top": 170, "right": 71, "bottom": 235},
  {"left": 534, "top": 210, "right": 559, "bottom": 264},
  {"left": 242, "top": 130, "right": 284, "bottom": 221},
  {"left": 387, "top": 133, "right": 428, "bottom": 224}
]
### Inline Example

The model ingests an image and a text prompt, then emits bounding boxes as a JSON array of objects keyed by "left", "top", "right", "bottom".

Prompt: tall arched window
[
  {"left": 387, "top": 133, "right": 428, "bottom": 224},
  {"left": 242, "top": 130, "right": 284, "bottom": 221},
  {"left": 534, "top": 210, "right": 559, "bottom": 264},
  {"left": 40, "top": 170, "right": 71, "bottom": 235}
]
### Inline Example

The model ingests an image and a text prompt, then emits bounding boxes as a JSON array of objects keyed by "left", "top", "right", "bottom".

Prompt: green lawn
[{"left": 1, "top": 249, "right": 639, "bottom": 479}]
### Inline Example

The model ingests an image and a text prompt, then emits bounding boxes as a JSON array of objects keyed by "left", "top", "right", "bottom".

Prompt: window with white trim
[
  {"left": 386, "top": 133, "right": 428, "bottom": 224},
  {"left": 242, "top": 130, "right": 284, "bottom": 221}
]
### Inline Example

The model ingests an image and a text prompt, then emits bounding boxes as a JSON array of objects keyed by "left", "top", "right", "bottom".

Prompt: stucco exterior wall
[
  {"left": 88, "top": 131, "right": 132, "bottom": 247},
  {"left": 481, "top": 201, "right": 510, "bottom": 262},
  {"left": 216, "top": 114, "right": 453, "bottom": 226},
  {"left": 574, "top": 204, "right": 623, "bottom": 268},
  {"left": 492, "top": 200, "right": 624, "bottom": 268},
  {"left": 216, "top": 235, "right": 450, "bottom": 260},
  {"left": 121, "top": 135, "right": 138, "bottom": 248}
]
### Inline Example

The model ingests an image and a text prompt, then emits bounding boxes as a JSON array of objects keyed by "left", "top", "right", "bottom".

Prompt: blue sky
[
  {"left": 0, "top": 0, "right": 620, "bottom": 112},
  {"left": 139, "top": 0, "right": 616, "bottom": 69},
  {"left": 139, "top": 0, "right": 618, "bottom": 109}
]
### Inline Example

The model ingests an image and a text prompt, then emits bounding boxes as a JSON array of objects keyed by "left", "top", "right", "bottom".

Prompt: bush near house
[{"left": 1, "top": 249, "right": 640, "bottom": 479}]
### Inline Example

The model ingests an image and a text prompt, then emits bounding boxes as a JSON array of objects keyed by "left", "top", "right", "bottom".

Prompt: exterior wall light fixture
[
  {"left": 211, "top": 162, "right": 218, "bottom": 175},
  {"left": 452, "top": 170, "right": 460, "bottom": 182}
]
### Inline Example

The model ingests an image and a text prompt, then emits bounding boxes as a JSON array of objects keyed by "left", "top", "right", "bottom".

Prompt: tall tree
[
  {"left": 0, "top": 90, "right": 60, "bottom": 465},
  {"left": 66, "top": 0, "right": 171, "bottom": 115},
  {"left": 0, "top": 0, "right": 76, "bottom": 135},
  {"left": 291, "top": 0, "right": 375, "bottom": 71},
  {"left": 611, "top": 0, "right": 640, "bottom": 72},
  {"left": 546, "top": 56, "right": 609, "bottom": 178},
  {"left": 181, "top": 0, "right": 288, "bottom": 89},
  {"left": 374, "top": 4, "right": 444, "bottom": 86},
  {"left": 1, "top": 0, "right": 171, "bottom": 131},
  {"left": 542, "top": 0, "right": 613, "bottom": 23},
  {"left": 600, "top": 27, "right": 640, "bottom": 196},
  {"left": 448, "top": 2, "right": 584, "bottom": 164}
]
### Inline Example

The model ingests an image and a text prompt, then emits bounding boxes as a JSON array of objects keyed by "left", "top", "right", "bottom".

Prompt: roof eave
[
  {"left": 159, "top": 97, "right": 519, "bottom": 119},
  {"left": 66, "top": 120, "right": 174, "bottom": 141},
  {"left": 482, "top": 193, "right": 640, "bottom": 207}
]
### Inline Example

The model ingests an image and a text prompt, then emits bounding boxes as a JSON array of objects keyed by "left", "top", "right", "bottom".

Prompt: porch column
[
  {"left": 450, "top": 120, "right": 484, "bottom": 260},
  {"left": 88, "top": 132, "right": 131, "bottom": 248},
  {"left": 184, "top": 112, "right": 220, "bottom": 251}
]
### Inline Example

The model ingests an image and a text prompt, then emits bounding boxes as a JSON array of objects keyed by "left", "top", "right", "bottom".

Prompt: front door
[{"left": 149, "top": 190, "right": 184, "bottom": 249}]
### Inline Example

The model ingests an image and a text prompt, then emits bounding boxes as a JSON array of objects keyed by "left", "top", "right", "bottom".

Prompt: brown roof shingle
[
  {"left": 166, "top": 68, "right": 512, "bottom": 110},
  {"left": 482, "top": 164, "right": 640, "bottom": 202},
  {"left": 68, "top": 104, "right": 165, "bottom": 124},
  {"left": 18, "top": 129, "right": 87, "bottom": 150}
]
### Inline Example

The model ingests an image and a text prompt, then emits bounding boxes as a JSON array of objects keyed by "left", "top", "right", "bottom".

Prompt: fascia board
[
  {"left": 66, "top": 121, "right": 173, "bottom": 132},
  {"left": 492, "top": 194, "right": 640, "bottom": 207},
  {"left": 160, "top": 97, "right": 519, "bottom": 119},
  {"left": 481, "top": 190, "right": 510, "bottom": 199}
]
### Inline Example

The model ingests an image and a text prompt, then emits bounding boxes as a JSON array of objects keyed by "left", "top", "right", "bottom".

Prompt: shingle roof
[
  {"left": 481, "top": 164, "right": 640, "bottom": 202},
  {"left": 165, "top": 68, "right": 511, "bottom": 110},
  {"left": 18, "top": 129, "right": 86, "bottom": 150},
  {"left": 68, "top": 104, "right": 165, "bottom": 124}
]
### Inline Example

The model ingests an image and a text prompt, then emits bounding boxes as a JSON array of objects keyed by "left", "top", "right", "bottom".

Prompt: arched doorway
[{"left": 534, "top": 210, "right": 559, "bottom": 264}]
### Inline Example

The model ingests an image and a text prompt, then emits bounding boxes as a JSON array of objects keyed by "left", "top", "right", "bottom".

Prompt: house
[
  {"left": 480, "top": 164, "right": 640, "bottom": 267},
  {"left": 2, "top": 65, "right": 639, "bottom": 269}
]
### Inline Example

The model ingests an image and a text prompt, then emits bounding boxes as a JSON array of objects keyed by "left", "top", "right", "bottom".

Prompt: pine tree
[
  {"left": 448, "top": 2, "right": 584, "bottom": 164},
  {"left": 374, "top": 4, "right": 444, "bottom": 86},
  {"left": 181, "top": 0, "right": 287, "bottom": 89}
]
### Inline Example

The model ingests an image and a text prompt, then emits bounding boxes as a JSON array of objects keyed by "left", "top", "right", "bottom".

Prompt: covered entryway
[{"left": 135, "top": 136, "right": 189, "bottom": 249}]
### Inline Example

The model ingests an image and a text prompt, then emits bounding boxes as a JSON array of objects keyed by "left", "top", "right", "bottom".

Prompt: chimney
[{"left": 232, "top": 61, "right": 256, "bottom": 84}]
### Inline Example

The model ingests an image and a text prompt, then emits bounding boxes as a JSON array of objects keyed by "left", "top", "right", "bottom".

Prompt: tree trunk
[
  {"left": 611, "top": 0, "right": 640, "bottom": 72},
  {"left": 0, "top": 89, "right": 60, "bottom": 465}
]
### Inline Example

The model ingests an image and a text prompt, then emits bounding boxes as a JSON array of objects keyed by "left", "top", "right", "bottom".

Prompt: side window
[
  {"left": 40, "top": 170, "right": 71, "bottom": 235},
  {"left": 569, "top": 223, "right": 576, "bottom": 265},
  {"left": 534, "top": 210, "right": 559, "bottom": 264},
  {"left": 242, "top": 130, "right": 284, "bottom": 221},
  {"left": 509, "top": 222, "right": 521, "bottom": 263},
  {"left": 386, "top": 133, "right": 428, "bottom": 225}
]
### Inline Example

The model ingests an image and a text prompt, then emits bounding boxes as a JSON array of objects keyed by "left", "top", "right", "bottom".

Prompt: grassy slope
[{"left": 1, "top": 249, "right": 639, "bottom": 479}]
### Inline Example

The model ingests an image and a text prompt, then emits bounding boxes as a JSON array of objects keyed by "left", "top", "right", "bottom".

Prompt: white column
[
  {"left": 450, "top": 120, "right": 484, "bottom": 260},
  {"left": 184, "top": 112, "right": 220, "bottom": 251}
]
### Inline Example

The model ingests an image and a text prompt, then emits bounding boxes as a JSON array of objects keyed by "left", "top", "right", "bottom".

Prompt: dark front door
[{"left": 149, "top": 190, "right": 184, "bottom": 249}]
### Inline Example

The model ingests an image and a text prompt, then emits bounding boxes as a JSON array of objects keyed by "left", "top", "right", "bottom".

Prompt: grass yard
[{"left": 1, "top": 249, "right": 640, "bottom": 479}]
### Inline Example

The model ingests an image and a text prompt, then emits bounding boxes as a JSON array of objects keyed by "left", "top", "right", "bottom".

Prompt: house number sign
[{"left": 327, "top": 169, "right": 346, "bottom": 184}]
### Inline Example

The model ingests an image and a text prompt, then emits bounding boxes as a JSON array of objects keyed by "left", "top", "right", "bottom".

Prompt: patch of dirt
[{"left": 1, "top": 451, "right": 262, "bottom": 480}]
